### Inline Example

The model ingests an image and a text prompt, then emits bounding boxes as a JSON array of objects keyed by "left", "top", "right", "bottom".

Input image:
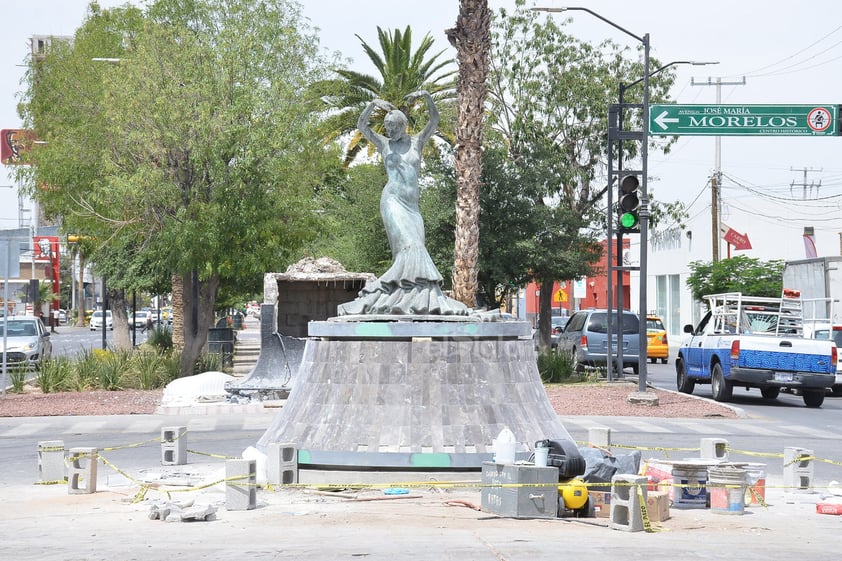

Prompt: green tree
[
  {"left": 312, "top": 26, "right": 456, "bottom": 167},
  {"left": 307, "top": 162, "right": 391, "bottom": 274},
  {"left": 423, "top": 134, "right": 542, "bottom": 309},
  {"left": 487, "top": 2, "right": 678, "bottom": 347},
  {"left": 686, "top": 256, "right": 785, "bottom": 302},
  {"left": 20, "top": 0, "right": 332, "bottom": 375}
]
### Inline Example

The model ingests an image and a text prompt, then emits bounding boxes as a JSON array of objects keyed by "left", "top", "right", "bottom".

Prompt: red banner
[{"left": 1, "top": 128, "right": 34, "bottom": 165}]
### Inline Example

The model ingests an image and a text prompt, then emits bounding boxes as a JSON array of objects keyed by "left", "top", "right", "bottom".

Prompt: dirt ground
[{"left": 0, "top": 382, "right": 739, "bottom": 418}]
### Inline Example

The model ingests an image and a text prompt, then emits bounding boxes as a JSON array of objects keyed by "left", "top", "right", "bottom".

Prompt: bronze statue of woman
[{"left": 338, "top": 91, "right": 468, "bottom": 316}]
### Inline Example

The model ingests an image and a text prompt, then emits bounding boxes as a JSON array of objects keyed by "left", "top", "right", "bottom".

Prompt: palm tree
[
  {"left": 313, "top": 26, "right": 456, "bottom": 167},
  {"left": 447, "top": 0, "right": 490, "bottom": 307}
]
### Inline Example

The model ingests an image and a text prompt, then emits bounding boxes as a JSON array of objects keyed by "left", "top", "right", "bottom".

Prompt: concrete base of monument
[{"left": 257, "top": 318, "right": 573, "bottom": 474}]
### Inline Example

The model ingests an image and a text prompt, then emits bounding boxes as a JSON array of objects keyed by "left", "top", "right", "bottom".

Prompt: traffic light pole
[{"left": 531, "top": 6, "right": 649, "bottom": 390}]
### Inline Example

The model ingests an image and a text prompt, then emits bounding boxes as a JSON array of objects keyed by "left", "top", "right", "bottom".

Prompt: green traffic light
[{"left": 620, "top": 212, "right": 638, "bottom": 229}]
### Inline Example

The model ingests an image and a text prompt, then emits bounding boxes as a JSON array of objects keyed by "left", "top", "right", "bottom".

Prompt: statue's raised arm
[
  {"left": 406, "top": 90, "right": 439, "bottom": 148},
  {"left": 357, "top": 98, "right": 396, "bottom": 152}
]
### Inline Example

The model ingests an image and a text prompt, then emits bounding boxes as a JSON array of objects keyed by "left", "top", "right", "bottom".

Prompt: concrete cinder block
[
  {"left": 67, "top": 447, "right": 98, "bottom": 495},
  {"left": 226, "top": 459, "right": 256, "bottom": 511},
  {"left": 700, "top": 437, "right": 729, "bottom": 461},
  {"left": 609, "top": 474, "right": 648, "bottom": 532},
  {"left": 267, "top": 442, "right": 298, "bottom": 485},
  {"left": 783, "top": 446, "right": 814, "bottom": 493},
  {"left": 588, "top": 427, "right": 611, "bottom": 449},
  {"left": 38, "top": 440, "right": 66, "bottom": 483},
  {"left": 161, "top": 426, "right": 187, "bottom": 466}
]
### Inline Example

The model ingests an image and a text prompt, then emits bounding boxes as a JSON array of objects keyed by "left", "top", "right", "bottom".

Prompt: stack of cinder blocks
[{"left": 267, "top": 442, "right": 298, "bottom": 485}]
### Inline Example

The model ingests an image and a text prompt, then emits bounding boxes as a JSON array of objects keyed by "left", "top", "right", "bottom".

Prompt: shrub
[
  {"left": 69, "top": 348, "right": 100, "bottom": 391},
  {"left": 194, "top": 352, "right": 221, "bottom": 375},
  {"left": 158, "top": 349, "right": 181, "bottom": 383},
  {"left": 537, "top": 349, "right": 576, "bottom": 383},
  {"left": 36, "top": 358, "right": 71, "bottom": 393},
  {"left": 146, "top": 325, "right": 173, "bottom": 352},
  {"left": 128, "top": 351, "right": 165, "bottom": 390},
  {"left": 96, "top": 350, "right": 130, "bottom": 391},
  {"left": 6, "top": 365, "right": 32, "bottom": 393}
]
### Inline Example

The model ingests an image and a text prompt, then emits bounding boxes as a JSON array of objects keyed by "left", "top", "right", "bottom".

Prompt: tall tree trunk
[
  {"left": 171, "top": 273, "right": 184, "bottom": 351},
  {"left": 109, "top": 288, "right": 132, "bottom": 351},
  {"left": 450, "top": 0, "right": 490, "bottom": 308},
  {"left": 175, "top": 271, "right": 220, "bottom": 378},
  {"left": 537, "top": 278, "right": 555, "bottom": 350}
]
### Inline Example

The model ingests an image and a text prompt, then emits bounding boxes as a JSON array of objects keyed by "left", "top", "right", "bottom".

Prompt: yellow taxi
[{"left": 646, "top": 316, "right": 669, "bottom": 364}]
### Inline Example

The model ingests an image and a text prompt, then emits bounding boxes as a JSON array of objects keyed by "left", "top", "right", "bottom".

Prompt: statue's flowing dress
[{"left": 338, "top": 137, "right": 468, "bottom": 316}]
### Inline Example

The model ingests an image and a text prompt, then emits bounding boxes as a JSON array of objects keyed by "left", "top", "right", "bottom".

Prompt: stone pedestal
[{"left": 257, "top": 318, "right": 573, "bottom": 471}]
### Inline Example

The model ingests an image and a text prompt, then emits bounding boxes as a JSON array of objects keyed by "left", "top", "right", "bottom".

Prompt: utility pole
[
  {"left": 691, "top": 76, "right": 746, "bottom": 262},
  {"left": 790, "top": 166, "right": 822, "bottom": 199}
]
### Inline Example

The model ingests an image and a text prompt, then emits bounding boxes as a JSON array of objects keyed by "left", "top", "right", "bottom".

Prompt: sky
[{"left": 3, "top": 0, "right": 842, "bottom": 263}]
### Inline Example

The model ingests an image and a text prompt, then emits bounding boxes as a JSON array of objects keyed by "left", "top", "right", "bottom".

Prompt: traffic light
[{"left": 618, "top": 175, "right": 640, "bottom": 233}]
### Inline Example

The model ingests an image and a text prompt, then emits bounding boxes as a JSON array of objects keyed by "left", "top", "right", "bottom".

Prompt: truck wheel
[
  {"left": 711, "top": 363, "right": 733, "bottom": 402},
  {"left": 760, "top": 387, "right": 780, "bottom": 400},
  {"left": 831, "top": 385, "right": 842, "bottom": 397},
  {"left": 676, "top": 358, "right": 695, "bottom": 394},
  {"left": 803, "top": 390, "right": 825, "bottom": 408}
]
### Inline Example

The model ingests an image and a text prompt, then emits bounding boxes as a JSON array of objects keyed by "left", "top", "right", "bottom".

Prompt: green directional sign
[{"left": 649, "top": 104, "right": 839, "bottom": 136}]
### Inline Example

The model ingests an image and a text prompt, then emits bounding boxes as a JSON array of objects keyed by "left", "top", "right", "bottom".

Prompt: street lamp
[{"left": 532, "top": 5, "right": 651, "bottom": 391}]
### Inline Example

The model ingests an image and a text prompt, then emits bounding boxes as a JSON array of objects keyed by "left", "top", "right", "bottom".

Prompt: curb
[{"left": 623, "top": 375, "right": 748, "bottom": 418}]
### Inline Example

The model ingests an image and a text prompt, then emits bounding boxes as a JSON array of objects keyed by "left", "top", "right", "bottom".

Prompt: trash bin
[{"left": 207, "top": 327, "right": 235, "bottom": 367}]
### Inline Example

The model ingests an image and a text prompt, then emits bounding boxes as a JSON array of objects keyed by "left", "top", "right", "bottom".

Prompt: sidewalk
[{"left": 2, "top": 470, "right": 839, "bottom": 561}]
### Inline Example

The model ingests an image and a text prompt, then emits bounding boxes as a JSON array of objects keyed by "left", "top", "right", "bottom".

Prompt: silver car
[
  {"left": 0, "top": 317, "right": 53, "bottom": 368},
  {"left": 555, "top": 309, "right": 641, "bottom": 374}
]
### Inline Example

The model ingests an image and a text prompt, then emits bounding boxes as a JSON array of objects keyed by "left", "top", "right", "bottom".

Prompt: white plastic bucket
[
  {"left": 708, "top": 466, "right": 747, "bottom": 515},
  {"left": 671, "top": 466, "right": 708, "bottom": 509},
  {"left": 534, "top": 445, "right": 549, "bottom": 468}
]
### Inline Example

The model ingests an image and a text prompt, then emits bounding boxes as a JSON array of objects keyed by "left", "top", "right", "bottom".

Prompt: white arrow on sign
[{"left": 653, "top": 110, "right": 679, "bottom": 130}]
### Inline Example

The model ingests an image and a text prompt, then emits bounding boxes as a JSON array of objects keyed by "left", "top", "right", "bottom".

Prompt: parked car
[
  {"left": 129, "top": 311, "right": 153, "bottom": 330},
  {"left": 0, "top": 316, "right": 52, "bottom": 368},
  {"left": 89, "top": 310, "right": 113, "bottom": 331},
  {"left": 646, "top": 316, "right": 669, "bottom": 364},
  {"left": 556, "top": 309, "right": 641, "bottom": 374}
]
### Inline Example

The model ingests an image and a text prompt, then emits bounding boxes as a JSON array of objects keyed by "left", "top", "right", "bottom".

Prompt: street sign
[
  {"left": 720, "top": 225, "right": 752, "bottom": 251},
  {"left": 649, "top": 104, "right": 839, "bottom": 136}
]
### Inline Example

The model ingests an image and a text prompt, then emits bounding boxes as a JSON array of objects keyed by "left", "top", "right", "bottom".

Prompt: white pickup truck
[{"left": 675, "top": 291, "right": 837, "bottom": 408}]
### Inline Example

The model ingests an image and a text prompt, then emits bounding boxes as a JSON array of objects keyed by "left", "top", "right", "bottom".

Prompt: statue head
[{"left": 384, "top": 109, "right": 408, "bottom": 139}]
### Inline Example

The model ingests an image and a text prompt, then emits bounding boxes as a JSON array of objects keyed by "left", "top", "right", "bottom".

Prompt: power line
[{"left": 732, "top": 25, "right": 842, "bottom": 78}]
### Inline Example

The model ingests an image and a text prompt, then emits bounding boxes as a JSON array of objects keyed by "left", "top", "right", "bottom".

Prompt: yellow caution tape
[
  {"left": 635, "top": 484, "right": 656, "bottom": 533},
  {"left": 186, "top": 449, "right": 239, "bottom": 460}
]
